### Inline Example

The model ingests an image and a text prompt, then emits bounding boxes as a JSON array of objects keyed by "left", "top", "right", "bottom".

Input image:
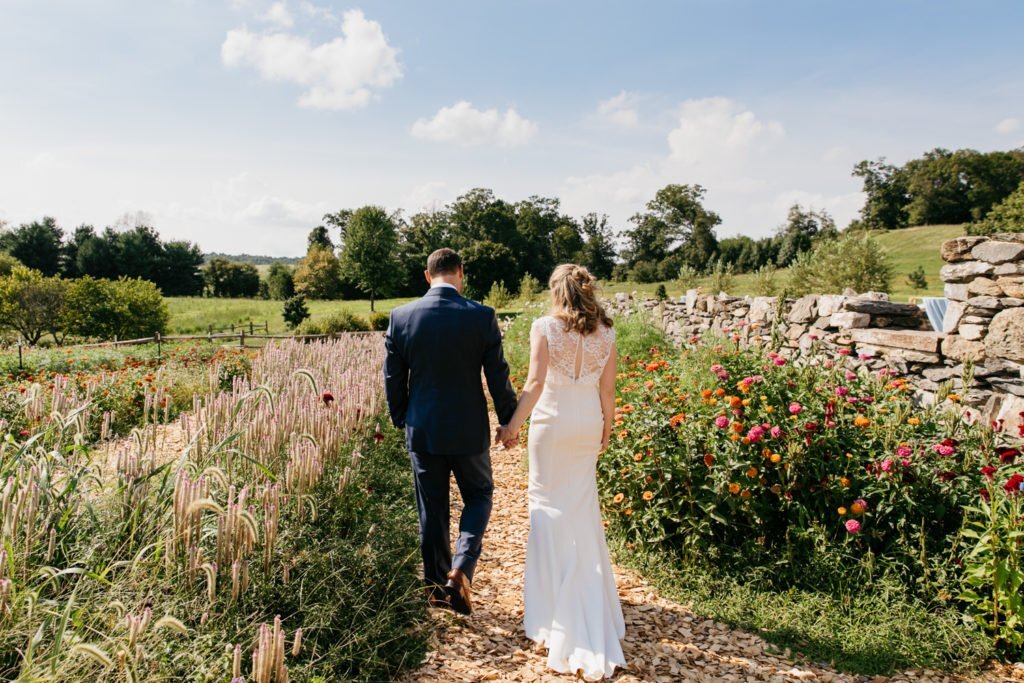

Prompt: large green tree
[
  {"left": 293, "top": 246, "right": 343, "bottom": 300},
  {"left": 337, "top": 206, "right": 402, "bottom": 311},
  {"left": 774, "top": 204, "right": 837, "bottom": 267},
  {"left": 0, "top": 217, "right": 64, "bottom": 276},
  {"left": 0, "top": 266, "right": 66, "bottom": 344},
  {"left": 852, "top": 159, "right": 909, "bottom": 230},
  {"left": 577, "top": 213, "right": 617, "bottom": 280},
  {"left": 622, "top": 184, "right": 721, "bottom": 281},
  {"left": 160, "top": 240, "right": 205, "bottom": 295}
]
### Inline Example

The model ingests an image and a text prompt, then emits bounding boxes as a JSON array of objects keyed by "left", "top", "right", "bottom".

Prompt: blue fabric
[
  {"left": 383, "top": 286, "right": 518, "bottom": 455},
  {"left": 409, "top": 449, "right": 493, "bottom": 586},
  {"left": 923, "top": 297, "right": 948, "bottom": 332}
]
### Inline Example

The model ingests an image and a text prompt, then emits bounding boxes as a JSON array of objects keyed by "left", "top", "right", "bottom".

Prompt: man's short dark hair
[{"left": 427, "top": 248, "right": 463, "bottom": 276}]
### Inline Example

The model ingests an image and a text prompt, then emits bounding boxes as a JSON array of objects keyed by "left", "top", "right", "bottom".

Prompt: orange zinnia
[
  {"left": 642, "top": 491, "right": 654, "bottom": 501},
  {"left": 613, "top": 493, "right": 625, "bottom": 504},
  {"left": 703, "top": 454, "right": 715, "bottom": 467},
  {"left": 728, "top": 483, "right": 741, "bottom": 495}
]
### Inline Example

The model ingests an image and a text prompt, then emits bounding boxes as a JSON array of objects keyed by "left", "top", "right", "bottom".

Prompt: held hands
[{"left": 494, "top": 424, "right": 518, "bottom": 449}]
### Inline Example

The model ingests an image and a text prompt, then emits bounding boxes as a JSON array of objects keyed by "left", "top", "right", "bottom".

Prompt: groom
[{"left": 383, "top": 248, "right": 518, "bottom": 614}]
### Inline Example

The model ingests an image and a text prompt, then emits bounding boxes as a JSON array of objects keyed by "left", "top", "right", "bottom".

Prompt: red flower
[
  {"left": 999, "top": 448, "right": 1020, "bottom": 464},
  {"left": 374, "top": 423, "right": 385, "bottom": 444},
  {"left": 981, "top": 466, "right": 996, "bottom": 480},
  {"left": 19, "top": 429, "right": 29, "bottom": 437},
  {"left": 322, "top": 392, "right": 335, "bottom": 405},
  {"left": 1003, "top": 473, "right": 1024, "bottom": 496},
  {"left": 981, "top": 488, "right": 991, "bottom": 502}
]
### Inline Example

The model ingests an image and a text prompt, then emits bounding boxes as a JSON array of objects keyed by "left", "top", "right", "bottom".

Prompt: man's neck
[{"left": 430, "top": 279, "right": 458, "bottom": 290}]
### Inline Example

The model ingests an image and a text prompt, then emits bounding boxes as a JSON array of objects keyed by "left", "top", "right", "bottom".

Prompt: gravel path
[{"left": 405, "top": 436, "right": 1020, "bottom": 683}]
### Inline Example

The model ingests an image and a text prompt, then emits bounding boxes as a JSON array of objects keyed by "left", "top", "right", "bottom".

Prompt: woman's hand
[{"left": 599, "top": 426, "right": 611, "bottom": 454}]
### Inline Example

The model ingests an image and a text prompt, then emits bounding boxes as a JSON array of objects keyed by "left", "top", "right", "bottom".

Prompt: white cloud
[
  {"left": 596, "top": 91, "right": 639, "bottom": 128},
  {"left": 259, "top": 2, "right": 293, "bottom": 28},
  {"left": 410, "top": 101, "right": 538, "bottom": 147},
  {"left": 667, "top": 97, "right": 784, "bottom": 164},
  {"left": 559, "top": 97, "right": 859, "bottom": 239},
  {"left": 996, "top": 117, "right": 1020, "bottom": 134},
  {"left": 221, "top": 9, "right": 402, "bottom": 110},
  {"left": 235, "top": 195, "right": 326, "bottom": 226},
  {"left": 404, "top": 181, "right": 450, "bottom": 212}
]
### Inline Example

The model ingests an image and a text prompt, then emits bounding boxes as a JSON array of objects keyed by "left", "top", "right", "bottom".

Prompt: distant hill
[{"left": 203, "top": 253, "right": 302, "bottom": 266}]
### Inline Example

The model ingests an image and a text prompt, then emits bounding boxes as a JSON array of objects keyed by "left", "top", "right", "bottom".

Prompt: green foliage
[
  {"left": 676, "top": 264, "right": 700, "bottom": 290},
  {"left": 368, "top": 311, "right": 389, "bottom": 331},
  {"left": 0, "top": 266, "right": 66, "bottom": 344},
  {"left": 265, "top": 262, "right": 295, "bottom": 300},
  {"left": 282, "top": 295, "right": 311, "bottom": 330},
  {"left": 960, "top": 469, "right": 1024, "bottom": 652},
  {"left": 622, "top": 184, "right": 721, "bottom": 280},
  {"left": 203, "top": 257, "right": 261, "bottom": 297},
  {"left": 63, "top": 276, "right": 169, "bottom": 340},
  {"left": 307, "top": 224, "right": 334, "bottom": 251},
  {"left": 788, "top": 233, "right": 893, "bottom": 295},
  {"left": 706, "top": 259, "right": 735, "bottom": 293},
  {"left": 337, "top": 206, "right": 402, "bottom": 310},
  {"left": 774, "top": 204, "right": 838, "bottom": 267},
  {"left": 462, "top": 240, "right": 519, "bottom": 299},
  {"left": 751, "top": 264, "right": 779, "bottom": 296},
  {"left": 0, "top": 252, "right": 22, "bottom": 277},
  {"left": 293, "top": 246, "right": 342, "bottom": 300},
  {"left": 854, "top": 148, "right": 1024, "bottom": 230},
  {"left": 518, "top": 272, "right": 542, "bottom": 300},
  {"left": 483, "top": 281, "right": 515, "bottom": 309},
  {"left": 0, "top": 216, "right": 64, "bottom": 276},
  {"left": 296, "top": 311, "right": 371, "bottom": 335},
  {"left": 907, "top": 265, "right": 929, "bottom": 291},
  {"left": 969, "top": 180, "right": 1024, "bottom": 235},
  {"left": 654, "top": 283, "right": 668, "bottom": 301}
]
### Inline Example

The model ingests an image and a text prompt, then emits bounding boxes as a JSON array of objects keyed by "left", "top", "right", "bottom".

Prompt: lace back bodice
[{"left": 533, "top": 316, "right": 615, "bottom": 385}]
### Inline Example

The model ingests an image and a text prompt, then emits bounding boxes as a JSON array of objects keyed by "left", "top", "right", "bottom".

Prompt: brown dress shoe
[{"left": 444, "top": 568, "right": 473, "bottom": 615}]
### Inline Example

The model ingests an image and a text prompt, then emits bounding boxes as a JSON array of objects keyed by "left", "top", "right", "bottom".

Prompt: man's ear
[{"left": 424, "top": 270, "right": 432, "bottom": 285}]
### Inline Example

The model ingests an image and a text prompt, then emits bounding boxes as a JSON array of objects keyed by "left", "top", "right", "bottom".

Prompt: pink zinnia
[
  {"left": 747, "top": 426, "right": 765, "bottom": 443},
  {"left": 879, "top": 459, "right": 894, "bottom": 473},
  {"left": 773, "top": 357, "right": 787, "bottom": 366},
  {"left": 838, "top": 349, "right": 852, "bottom": 356},
  {"left": 788, "top": 402, "right": 803, "bottom": 415},
  {"left": 896, "top": 445, "right": 912, "bottom": 458},
  {"left": 770, "top": 426, "right": 782, "bottom": 439},
  {"left": 710, "top": 364, "right": 723, "bottom": 373},
  {"left": 717, "top": 370, "right": 730, "bottom": 380},
  {"left": 854, "top": 498, "right": 868, "bottom": 511},
  {"left": 714, "top": 415, "right": 729, "bottom": 429},
  {"left": 845, "top": 519, "right": 861, "bottom": 534},
  {"left": 835, "top": 386, "right": 849, "bottom": 397},
  {"left": 932, "top": 444, "right": 955, "bottom": 457},
  {"left": 844, "top": 370, "right": 857, "bottom": 381}
]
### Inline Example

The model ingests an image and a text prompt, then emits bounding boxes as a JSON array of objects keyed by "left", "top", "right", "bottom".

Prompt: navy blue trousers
[{"left": 409, "top": 450, "right": 493, "bottom": 590}]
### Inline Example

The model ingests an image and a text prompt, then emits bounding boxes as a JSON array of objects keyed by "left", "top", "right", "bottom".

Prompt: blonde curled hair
[{"left": 549, "top": 264, "right": 613, "bottom": 335}]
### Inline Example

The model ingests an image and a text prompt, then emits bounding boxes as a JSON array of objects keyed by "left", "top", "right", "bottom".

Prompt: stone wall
[{"left": 607, "top": 233, "right": 1024, "bottom": 434}]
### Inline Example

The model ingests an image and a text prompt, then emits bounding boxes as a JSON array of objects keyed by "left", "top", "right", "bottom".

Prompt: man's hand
[{"left": 495, "top": 425, "right": 518, "bottom": 449}]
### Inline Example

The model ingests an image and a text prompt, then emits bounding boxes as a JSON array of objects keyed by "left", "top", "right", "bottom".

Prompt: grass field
[{"left": 170, "top": 225, "right": 963, "bottom": 332}]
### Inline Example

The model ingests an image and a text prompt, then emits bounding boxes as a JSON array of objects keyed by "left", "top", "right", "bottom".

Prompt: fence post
[
  {"left": 249, "top": 321, "right": 254, "bottom": 335},
  {"left": 240, "top": 330, "right": 246, "bottom": 348},
  {"left": 18, "top": 338, "right": 23, "bottom": 370},
  {"left": 156, "top": 332, "right": 162, "bottom": 362},
  {"left": 265, "top": 320, "right": 269, "bottom": 333}
]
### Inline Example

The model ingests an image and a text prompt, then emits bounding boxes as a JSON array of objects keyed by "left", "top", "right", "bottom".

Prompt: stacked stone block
[{"left": 605, "top": 234, "right": 1024, "bottom": 434}]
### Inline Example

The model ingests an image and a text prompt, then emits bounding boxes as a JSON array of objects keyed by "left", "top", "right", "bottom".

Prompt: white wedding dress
[{"left": 523, "top": 316, "right": 626, "bottom": 680}]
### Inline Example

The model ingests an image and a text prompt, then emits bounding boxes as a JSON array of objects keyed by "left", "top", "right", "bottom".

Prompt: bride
[{"left": 497, "top": 264, "right": 626, "bottom": 680}]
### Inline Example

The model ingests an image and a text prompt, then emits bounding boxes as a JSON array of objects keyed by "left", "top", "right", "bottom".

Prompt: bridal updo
[{"left": 548, "top": 264, "right": 613, "bottom": 335}]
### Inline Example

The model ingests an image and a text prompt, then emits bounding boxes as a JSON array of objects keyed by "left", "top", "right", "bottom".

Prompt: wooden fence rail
[{"left": 6, "top": 331, "right": 383, "bottom": 370}]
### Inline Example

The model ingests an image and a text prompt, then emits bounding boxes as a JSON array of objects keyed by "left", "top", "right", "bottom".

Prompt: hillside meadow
[{"left": 167, "top": 225, "right": 963, "bottom": 334}]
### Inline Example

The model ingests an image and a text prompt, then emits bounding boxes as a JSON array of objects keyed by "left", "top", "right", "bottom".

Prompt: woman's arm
[
  {"left": 499, "top": 322, "right": 549, "bottom": 444},
  {"left": 598, "top": 341, "right": 618, "bottom": 453}
]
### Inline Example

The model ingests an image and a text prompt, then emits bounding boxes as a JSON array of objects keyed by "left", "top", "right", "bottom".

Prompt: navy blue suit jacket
[{"left": 383, "top": 286, "right": 518, "bottom": 456}]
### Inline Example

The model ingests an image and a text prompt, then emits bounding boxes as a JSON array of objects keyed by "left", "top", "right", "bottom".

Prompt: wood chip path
[{"left": 404, "top": 435, "right": 1021, "bottom": 683}]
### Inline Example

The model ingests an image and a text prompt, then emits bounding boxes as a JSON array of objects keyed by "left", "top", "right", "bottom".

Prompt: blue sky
[{"left": 1, "top": 0, "right": 1022, "bottom": 256}]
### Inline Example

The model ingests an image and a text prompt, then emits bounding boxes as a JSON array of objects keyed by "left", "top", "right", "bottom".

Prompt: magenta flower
[
  {"left": 854, "top": 498, "right": 868, "bottom": 511},
  {"left": 931, "top": 444, "right": 955, "bottom": 457},
  {"left": 717, "top": 370, "right": 730, "bottom": 381},
  {"left": 823, "top": 360, "right": 834, "bottom": 368},
  {"left": 788, "top": 402, "right": 803, "bottom": 415},
  {"left": 844, "top": 370, "right": 857, "bottom": 381},
  {"left": 714, "top": 415, "right": 729, "bottom": 429},
  {"left": 747, "top": 426, "right": 765, "bottom": 443},
  {"left": 858, "top": 353, "right": 874, "bottom": 360},
  {"left": 773, "top": 357, "right": 787, "bottom": 366},
  {"left": 845, "top": 519, "right": 861, "bottom": 534},
  {"left": 710, "top": 364, "right": 723, "bottom": 373},
  {"left": 838, "top": 349, "right": 852, "bottom": 356},
  {"left": 835, "top": 386, "right": 849, "bottom": 397},
  {"left": 896, "top": 445, "right": 912, "bottom": 458},
  {"left": 770, "top": 426, "right": 783, "bottom": 439},
  {"left": 879, "top": 459, "right": 894, "bottom": 473}
]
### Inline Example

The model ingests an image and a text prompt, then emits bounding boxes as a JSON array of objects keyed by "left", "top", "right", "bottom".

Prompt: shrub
[
  {"left": 788, "top": 233, "right": 893, "bottom": 296},
  {"left": 282, "top": 295, "right": 310, "bottom": 330},
  {"left": 907, "top": 265, "right": 928, "bottom": 291},
  {"left": 0, "top": 266, "right": 65, "bottom": 344},
  {"left": 706, "top": 259, "right": 735, "bottom": 294},
  {"left": 369, "top": 311, "right": 390, "bottom": 331},
  {"left": 296, "top": 311, "right": 370, "bottom": 335},
  {"left": 484, "top": 281, "right": 515, "bottom": 309},
  {"left": 751, "top": 265, "right": 779, "bottom": 296},
  {"left": 654, "top": 284, "right": 668, "bottom": 301},
  {"left": 969, "top": 180, "right": 1024, "bottom": 235},
  {"left": 0, "top": 252, "right": 22, "bottom": 277},
  {"left": 677, "top": 265, "right": 701, "bottom": 290},
  {"left": 518, "top": 273, "right": 542, "bottom": 299}
]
